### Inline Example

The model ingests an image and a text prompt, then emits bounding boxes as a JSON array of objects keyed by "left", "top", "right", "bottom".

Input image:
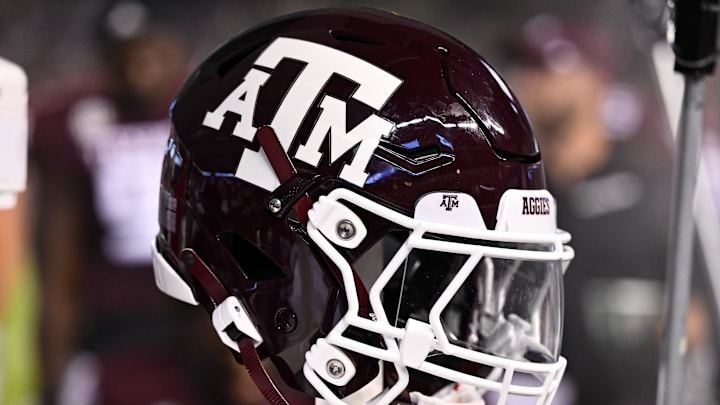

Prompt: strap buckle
[{"left": 212, "top": 295, "right": 263, "bottom": 352}]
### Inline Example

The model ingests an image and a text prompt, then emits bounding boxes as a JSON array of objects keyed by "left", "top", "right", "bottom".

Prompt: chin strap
[
  {"left": 237, "top": 337, "right": 289, "bottom": 405},
  {"left": 181, "top": 248, "right": 290, "bottom": 405}
]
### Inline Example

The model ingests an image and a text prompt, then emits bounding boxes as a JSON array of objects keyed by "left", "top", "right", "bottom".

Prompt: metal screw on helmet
[
  {"left": 268, "top": 198, "right": 282, "bottom": 214},
  {"left": 326, "top": 359, "right": 345, "bottom": 379},
  {"left": 336, "top": 220, "right": 355, "bottom": 240}
]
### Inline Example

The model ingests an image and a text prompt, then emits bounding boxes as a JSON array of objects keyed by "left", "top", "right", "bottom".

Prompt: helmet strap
[
  {"left": 257, "top": 125, "right": 314, "bottom": 224},
  {"left": 180, "top": 248, "right": 291, "bottom": 405}
]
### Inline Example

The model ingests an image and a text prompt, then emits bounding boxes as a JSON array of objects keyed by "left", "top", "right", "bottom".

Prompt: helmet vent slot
[
  {"left": 380, "top": 143, "right": 443, "bottom": 161},
  {"left": 218, "top": 231, "right": 286, "bottom": 281},
  {"left": 375, "top": 141, "right": 456, "bottom": 175},
  {"left": 453, "top": 92, "right": 540, "bottom": 164},
  {"left": 329, "top": 29, "right": 384, "bottom": 46}
]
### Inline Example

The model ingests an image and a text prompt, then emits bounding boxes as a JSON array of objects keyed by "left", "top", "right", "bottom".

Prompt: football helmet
[{"left": 152, "top": 8, "right": 573, "bottom": 405}]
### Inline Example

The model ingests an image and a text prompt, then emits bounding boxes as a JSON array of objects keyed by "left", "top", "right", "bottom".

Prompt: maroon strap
[
  {"left": 238, "top": 336, "right": 290, "bottom": 405},
  {"left": 256, "top": 125, "right": 314, "bottom": 224},
  {"left": 182, "top": 249, "right": 228, "bottom": 304},
  {"left": 256, "top": 125, "right": 296, "bottom": 183},
  {"left": 181, "top": 248, "right": 290, "bottom": 404}
]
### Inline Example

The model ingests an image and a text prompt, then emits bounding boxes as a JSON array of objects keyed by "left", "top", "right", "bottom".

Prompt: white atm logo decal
[{"left": 202, "top": 37, "right": 403, "bottom": 191}]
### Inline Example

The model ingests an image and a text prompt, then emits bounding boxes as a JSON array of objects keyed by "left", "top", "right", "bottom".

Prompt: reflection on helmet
[{"left": 150, "top": 7, "right": 573, "bottom": 405}]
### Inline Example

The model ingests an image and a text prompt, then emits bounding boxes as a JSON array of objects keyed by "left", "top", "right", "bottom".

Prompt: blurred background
[
  {"left": 0, "top": 0, "right": 659, "bottom": 88},
  {"left": 1, "top": 0, "right": 719, "bottom": 404}
]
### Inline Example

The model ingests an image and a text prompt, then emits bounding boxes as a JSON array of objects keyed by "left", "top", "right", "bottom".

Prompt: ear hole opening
[{"left": 217, "top": 231, "right": 286, "bottom": 281}]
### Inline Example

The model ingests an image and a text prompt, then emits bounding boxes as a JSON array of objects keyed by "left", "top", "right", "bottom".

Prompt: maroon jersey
[
  {"left": 32, "top": 75, "right": 172, "bottom": 314},
  {"left": 31, "top": 75, "right": 231, "bottom": 405}
]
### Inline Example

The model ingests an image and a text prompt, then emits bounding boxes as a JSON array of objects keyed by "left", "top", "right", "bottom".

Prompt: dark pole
[{"left": 658, "top": 1, "right": 718, "bottom": 404}]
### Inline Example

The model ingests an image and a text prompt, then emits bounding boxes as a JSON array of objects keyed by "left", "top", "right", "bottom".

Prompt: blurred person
[
  {"left": 1, "top": 55, "right": 29, "bottom": 317},
  {"left": 0, "top": 56, "right": 39, "bottom": 405},
  {"left": 30, "top": 1, "right": 238, "bottom": 404},
  {"left": 507, "top": 14, "right": 718, "bottom": 405}
]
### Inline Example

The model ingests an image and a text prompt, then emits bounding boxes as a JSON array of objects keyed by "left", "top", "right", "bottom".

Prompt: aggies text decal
[
  {"left": 202, "top": 37, "right": 403, "bottom": 191},
  {"left": 521, "top": 196, "right": 550, "bottom": 215}
]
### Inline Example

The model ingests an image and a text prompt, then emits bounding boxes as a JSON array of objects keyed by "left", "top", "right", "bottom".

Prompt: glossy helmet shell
[{"left": 156, "top": 7, "right": 545, "bottom": 401}]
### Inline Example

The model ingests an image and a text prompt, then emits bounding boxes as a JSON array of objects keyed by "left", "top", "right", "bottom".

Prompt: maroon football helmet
[{"left": 152, "top": 8, "right": 573, "bottom": 405}]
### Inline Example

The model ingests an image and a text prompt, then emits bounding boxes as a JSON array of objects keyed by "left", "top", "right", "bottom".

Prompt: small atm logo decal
[{"left": 440, "top": 194, "right": 459, "bottom": 211}]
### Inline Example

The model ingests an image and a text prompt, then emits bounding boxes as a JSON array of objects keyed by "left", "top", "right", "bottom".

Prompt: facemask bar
[{"left": 303, "top": 188, "right": 573, "bottom": 405}]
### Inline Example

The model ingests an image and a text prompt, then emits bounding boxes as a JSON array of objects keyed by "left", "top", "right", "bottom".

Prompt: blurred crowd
[
  {"left": 505, "top": 14, "right": 719, "bottom": 404},
  {"left": 1, "top": 0, "right": 719, "bottom": 404}
]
